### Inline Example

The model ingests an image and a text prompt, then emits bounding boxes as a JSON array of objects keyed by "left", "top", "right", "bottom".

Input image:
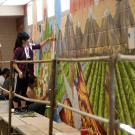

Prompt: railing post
[
  {"left": 109, "top": 54, "right": 117, "bottom": 135},
  {"left": 8, "top": 60, "right": 14, "bottom": 135},
  {"left": 49, "top": 59, "right": 56, "bottom": 135}
]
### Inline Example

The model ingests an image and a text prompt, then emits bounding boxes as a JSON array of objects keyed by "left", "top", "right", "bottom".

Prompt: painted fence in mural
[{"left": 29, "top": 0, "right": 135, "bottom": 134}]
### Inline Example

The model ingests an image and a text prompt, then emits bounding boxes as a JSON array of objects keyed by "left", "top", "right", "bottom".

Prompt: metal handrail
[
  {"left": 14, "top": 93, "right": 50, "bottom": 105},
  {"left": 0, "top": 87, "right": 50, "bottom": 105},
  {"left": 0, "top": 61, "right": 10, "bottom": 64},
  {"left": 57, "top": 56, "right": 111, "bottom": 62},
  {"left": 0, "top": 86, "right": 135, "bottom": 135},
  {"left": 57, "top": 102, "right": 109, "bottom": 124},
  {"left": 1, "top": 53, "right": 135, "bottom": 64},
  {"left": 0, "top": 54, "right": 135, "bottom": 135},
  {"left": 118, "top": 54, "right": 135, "bottom": 61},
  {"left": 14, "top": 59, "right": 53, "bottom": 64}
]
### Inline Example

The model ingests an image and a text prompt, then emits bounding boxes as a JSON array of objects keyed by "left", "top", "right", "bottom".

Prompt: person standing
[{"left": 13, "top": 32, "right": 54, "bottom": 113}]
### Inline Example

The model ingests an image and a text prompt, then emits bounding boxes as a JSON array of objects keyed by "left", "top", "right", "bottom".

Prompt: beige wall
[
  {"left": 0, "top": 6, "right": 24, "bottom": 16},
  {"left": 0, "top": 17, "right": 17, "bottom": 68}
]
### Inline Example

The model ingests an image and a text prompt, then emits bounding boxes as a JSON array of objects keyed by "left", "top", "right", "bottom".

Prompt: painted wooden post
[
  {"left": 49, "top": 59, "right": 56, "bottom": 135},
  {"left": 8, "top": 60, "right": 14, "bottom": 135},
  {"left": 109, "top": 54, "right": 117, "bottom": 135}
]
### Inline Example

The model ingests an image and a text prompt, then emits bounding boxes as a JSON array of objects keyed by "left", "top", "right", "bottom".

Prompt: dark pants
[
  {"left": 13, "top": 76, "right": 28, "bottom": 102},
  {"left": 0, "top": 95, "right": 6, "bottom": 100},
  {"left": 28, "top": 103, "right": 46, "bottom": 115}
]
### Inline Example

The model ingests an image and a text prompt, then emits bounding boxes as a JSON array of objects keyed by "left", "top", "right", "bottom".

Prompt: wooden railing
[{"left": 0, "top": 54, "right": 135, "bottom": 135}]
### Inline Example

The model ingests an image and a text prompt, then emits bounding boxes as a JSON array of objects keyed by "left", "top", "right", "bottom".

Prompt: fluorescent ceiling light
[{"left": 2, "top": 0, "right": 31, "bottom": 5}]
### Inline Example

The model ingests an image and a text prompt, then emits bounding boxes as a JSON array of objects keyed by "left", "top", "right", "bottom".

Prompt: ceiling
[{"left": 0, "top": 0, "right": 31, "bottom": 6}]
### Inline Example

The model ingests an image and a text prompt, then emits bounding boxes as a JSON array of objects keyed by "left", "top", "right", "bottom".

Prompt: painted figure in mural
[
  {"left": 60, "top": 64, "right": 82, "bottom": 129},
  {"left": 26, "top": 75, "right": 48, "bottom": 115},
  {"left": 59, "top": 63, "right": 106, "bottom": 134},
  {"left": 13, "top": 32, "right": 54, "bottom": 114}
]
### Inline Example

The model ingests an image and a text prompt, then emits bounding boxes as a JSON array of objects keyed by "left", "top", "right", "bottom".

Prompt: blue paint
[{"left": 55, "top": 0, "right": 61, "bottom": 28}]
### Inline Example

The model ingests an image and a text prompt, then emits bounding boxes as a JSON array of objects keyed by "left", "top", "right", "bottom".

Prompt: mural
[
  {"left": 33, "top": 19, "right": 53, "bottom": 97},
  {"left": 27, "top": 0, "right": 135, "bottom": 134},
  {"left": 56, "top": 62, "right": 107, "bottom": 134},
  {"left": 56, "top": 0, "right": 135, "bottom": 134}
]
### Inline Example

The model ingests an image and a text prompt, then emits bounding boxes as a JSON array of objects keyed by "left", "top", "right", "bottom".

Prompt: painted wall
[
  {"left": 56, "top": 1, "right": 135, "bottom": 134},
  {"left": 24, "top": 0, "right": 135, "bottom": 134}
]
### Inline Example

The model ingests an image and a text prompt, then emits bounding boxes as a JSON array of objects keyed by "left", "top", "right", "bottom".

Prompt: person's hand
[
  {"left": 40, "top": 35, "right": 56, "bottom": 48},
  {"left": 48, "top": 33, "right": 56, "bottom": 41},
  {"left": 19, "top": 71, "right": 23, "bottom": 78},
  {"left": 48, "top": 37, "right": 56, "bottom": 42}
]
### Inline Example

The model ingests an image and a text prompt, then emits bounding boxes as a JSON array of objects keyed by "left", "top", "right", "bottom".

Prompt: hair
[
  {"left": 28, "top": 75, "right": 37, "bottom": 87},
  {"left": 1, "top": 68, "right": 10, "bottom": 79},
  {"left": 14, "top": 32, "right": 30, "bottom": 51}
]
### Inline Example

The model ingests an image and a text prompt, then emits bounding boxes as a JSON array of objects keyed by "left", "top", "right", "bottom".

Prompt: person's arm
[
  {"left": 13, "top": 48, "right": 23, "bottom": 78},
  {"left": 13, "top": 63, "right": 23, "bottom": 78},
  {"left": 31, "top": 37, "right": 55, "bottom": 50},
  {"left": 26, "top": 86, "right": 37, "bottom": 99},
  {"left": 40, "top": 33, "right": 56, "bottom": 48},
  {"left": 31, "top": 34, "right": 55, "bottom": 50},
  {"left": 40, "top": 38, "right": 55, "bottom": 48},
  {"left": 40, "top": 38, "right": 49, "bottom": 48},
  {"left": 26, "top": 86, "right": 48, "bottom": 100}
]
